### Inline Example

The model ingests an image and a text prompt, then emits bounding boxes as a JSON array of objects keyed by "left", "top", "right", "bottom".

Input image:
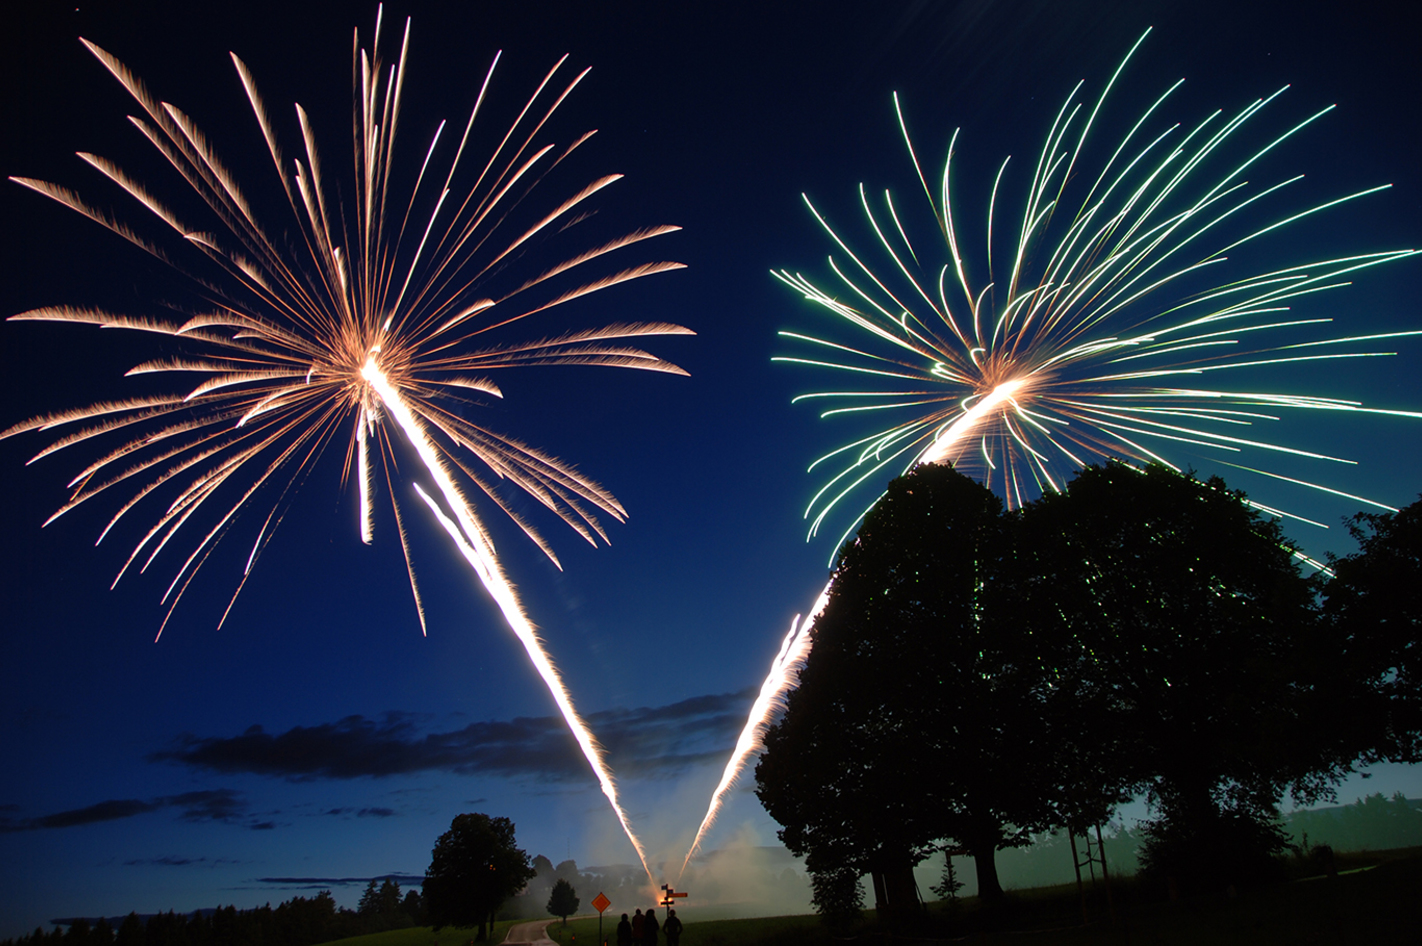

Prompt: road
[{"left": 501, "top": 920, "right": 556, "bottom": 946}]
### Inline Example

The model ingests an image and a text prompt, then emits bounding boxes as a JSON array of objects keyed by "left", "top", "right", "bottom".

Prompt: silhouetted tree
[
  {"left": 62, "top": 921, "right": 90, "bottom": 946},
  {"left": 757, "top": 463, "right": 1059, "bottom": 906},
  {"left": 115, "top": 914, "right": 143, "bottom": 946},
  {"left": 143, "top": 912, "right": 186, "bottom": 946},
  {"left": 759, "top": 461, "right": 1350, "bottom": 904},
  {"left": 424, "top": 813, "right": 536, "bottom": 941},
  {"left": 808, "top": 867, "right": 863, "bottom": 931},
  {"left": 358, "top": 880, "right": 382, "bottom": 915},
  {"left": 359, "top": 878, "right": 405, "bottom": 921},
  {"left": 401, "top": 889, "right": 427, "bottom": 925},
  {"left": 553, "top": 859, "right": 581, "bottom": 888},
  {"left": 546, "top": 879, "right": 579, "bottom": 926},
  {"left": 1023, "top": 463, "right": 1322, "bottom": 891},
  {"left": 273, "top": 891, "right": 341, "bottom": 946},
  {"left": 1323, "top": 496, "right": 1422, "bottom": 762}
]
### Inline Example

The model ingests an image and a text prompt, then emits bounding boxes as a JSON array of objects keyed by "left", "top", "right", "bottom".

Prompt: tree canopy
[
  {"left": 1020, "top": 464, "right": 1327, "bottom": 888},
  {"left": 358, "top": 878, "right": 404, "bottom": 918},
  {"left": 546, "top": 878, "right": 579, "bottom": 925},
  {"left": 757, "top": 461, "right": 1353, "bottom": 906},
  {"left": 1322, "top": 495, "right": 1422, "bottom": 763},
  {"left": 756, "top": 462, "right": 1058, "bottom": 904},
  {"left": 424, "top": 813, "right": 536, "bottom": 940},
  {"left": 1025, "top": 468, "right": 1322, "bottom": 787}
]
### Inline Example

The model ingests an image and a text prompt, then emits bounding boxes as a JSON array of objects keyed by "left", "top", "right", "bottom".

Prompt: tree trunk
[
  {"left": 870, "top": 870, "right": 888, "bottom": 915},
  {"left": 870, "top": 862, "right": 921, "bottom": 923},
  {"left": 971, "top": 844, "right": 1003, "bottom": 902},
  {"left": 884, "top": 863, "right": 921, "bottom": 917}
]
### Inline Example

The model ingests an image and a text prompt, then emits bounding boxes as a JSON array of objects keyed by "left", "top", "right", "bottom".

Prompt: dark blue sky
[{"left": 2, "top": 0, "right": 1420, "bottom": 934}]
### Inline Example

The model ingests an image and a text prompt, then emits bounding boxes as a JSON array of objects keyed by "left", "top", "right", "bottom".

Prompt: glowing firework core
[{"left": 920, "top": 377, "right": 1031, "bottom": 466}]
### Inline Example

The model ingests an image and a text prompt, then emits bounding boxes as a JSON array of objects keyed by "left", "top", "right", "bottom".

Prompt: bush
[
  {"left": 1138, "top": 806, "right": 1289, "bottom": 894},
  {"left": 809, "top": 867, "right": 863, "bottom": 930}
]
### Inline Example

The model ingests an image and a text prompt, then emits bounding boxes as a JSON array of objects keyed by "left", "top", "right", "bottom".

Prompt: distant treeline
[
  {"left": 500, "top": 857, "right": 651, "bottom": 920},
  {"left": 939, "top": 792, "right": 1422, "bottom": 897},
  {"left": 1285, "top": 791, "right": 1422, "bottom": 854},
  {"left": 5, "top": 857, "right": 658, "bottom": 946},
  {"left": 3, "top": 879, "right": 423, "bottom": 946}
]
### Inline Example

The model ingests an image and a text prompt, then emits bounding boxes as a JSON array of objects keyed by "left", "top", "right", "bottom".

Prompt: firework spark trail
[
  {"left": 363, "top": 361, "right": 655, "bottom": 885},
  {"left": 683, "top": 28, "right": 1420, "bottom": 866},
  {"left": 679, "top": 385, "right": 1009, "bottom": 875},
  {"left": 680, "top": 584, "right": 826, "bottom": 877},
  {"left": 920, "top": 379, "right": 1030, "bottom": 465},
  {"left": 3, "top": 9, "right": 684, "bottom": 876}
]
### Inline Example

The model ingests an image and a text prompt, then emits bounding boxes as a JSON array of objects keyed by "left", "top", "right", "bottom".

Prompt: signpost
[
  {"left": 659, "top": 885, "right": 688, "bottom": 908},
  {"left": 592, "top": 891, "right": 611, "bottom": 946}
]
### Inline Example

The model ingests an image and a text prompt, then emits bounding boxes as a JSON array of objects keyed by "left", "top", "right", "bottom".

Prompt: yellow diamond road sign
[{"left": 592, "top": 892, "right": 611, "bottom": 914}]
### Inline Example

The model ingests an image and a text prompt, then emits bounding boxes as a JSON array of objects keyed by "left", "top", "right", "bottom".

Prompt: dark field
[{"left": 323, "top": 847, "right": 1421, "bottom": 946}]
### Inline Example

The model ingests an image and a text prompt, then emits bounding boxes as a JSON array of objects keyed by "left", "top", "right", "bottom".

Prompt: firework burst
[
  {"left": 3, "top": 8, "right": 688, "bottom": 882},
  {"left": 778, "top": 29, "right": 1419, "bottom": 552},
  {"left": 682, "top": 27, "right": 1419, "bottom": 870}
]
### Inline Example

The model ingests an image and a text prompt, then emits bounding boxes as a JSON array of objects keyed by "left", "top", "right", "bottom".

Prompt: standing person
[
  {"left": 616, "top": 914, "right": 632, "bottom": 946},
  {"left": 662, "top": 910, "right": 683, "bottom": 946},
  {"left": 644, "top": 908, "right": 659, "bottom": 946},
  {"left": 631, "top": 908, "right": 645, "bottom": 946}
]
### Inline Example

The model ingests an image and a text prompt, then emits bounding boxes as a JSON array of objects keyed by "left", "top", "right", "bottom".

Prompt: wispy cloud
[
  {"left": 0, "top": 790, "right": 264, "bottom": 832},
  {"left": 124, "top": 856, "right": 242, "bottom": 867},
  {"left": 253, "top": 874, "right": 425, "bottom": 889},
  {"left": 150, "top": 690, "right": 755, "bottom": 782}
]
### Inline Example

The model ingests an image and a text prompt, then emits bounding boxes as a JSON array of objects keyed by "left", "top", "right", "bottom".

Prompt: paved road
[{"left": 502, "top": 920, "right": 555, "bottom": 946}]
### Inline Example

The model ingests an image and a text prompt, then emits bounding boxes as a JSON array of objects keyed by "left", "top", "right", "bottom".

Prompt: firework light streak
[
  {"left": 364, "top": 361, "right": 652, "bottom": 883},
  {"left": 2, "top": 8, "right": 686, "bottom": 881},
  {"left": 679, "top": 381, "right": 1008, "bottom": 875},
  {"left": 682, "top": 28, "right": 1420, "bottom": 866},
  {"left": 680, "top": 583, "right": 826, "bottom": 875}
]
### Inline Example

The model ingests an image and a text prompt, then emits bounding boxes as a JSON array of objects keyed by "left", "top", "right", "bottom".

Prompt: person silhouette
[{"left": 662, "top": 909, "right": 682, "bottom": 946}]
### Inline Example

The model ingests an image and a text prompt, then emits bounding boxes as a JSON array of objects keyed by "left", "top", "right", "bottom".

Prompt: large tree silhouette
[
  {"left": 758, "top": 461, "right": 1345, "bottom": 906},
  {"left": 1322, "top": 496, "right": 1422, "bottom": 763},
  {"left": 1021, "top": 464, "right": 1323, "bottom": 889},
  {"left": 546, "top": 878, "right": 579, "bottom": 926},
  {"left": 424, "top": 813, "right": 536, "bottom": 940},
  {"left": 756, "top": 463, "right": 1059, "bottom": 905}
]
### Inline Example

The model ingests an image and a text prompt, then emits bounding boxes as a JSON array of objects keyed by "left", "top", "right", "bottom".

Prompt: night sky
[{"left": 2, "top": 0, "right": 1420, "bottom": 935}]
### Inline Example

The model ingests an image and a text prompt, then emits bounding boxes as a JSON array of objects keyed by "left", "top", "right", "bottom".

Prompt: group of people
[{"left": 614, "top": 908, "right": 682, "bottom": 946}]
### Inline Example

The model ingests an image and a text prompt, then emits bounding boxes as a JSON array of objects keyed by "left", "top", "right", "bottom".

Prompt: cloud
[
  {"left": 0, "top": 789, "right": 262, "bottom": 832},
  {"left": 169, "top": 790, "right": 249, "bottom": 823},
  {"left": 124, "top": 856, "right": 242, "bottom": 867},
  {"left": 28, "top": 799, "right": 160, "bottom": 829},
  {"left": 151, "top": 689, "right": 756, "bottom": 782},
  {"left": 323, "top": 807, "right": 396, "bottom": 818},
  {"left": 253, "top": 874, "right": 425, "bottom": 889}
]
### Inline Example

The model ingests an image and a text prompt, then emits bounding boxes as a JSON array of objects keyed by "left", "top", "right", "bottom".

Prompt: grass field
[
  {"left": 322, "top": 848, "right": 1422, "bottom": 946},
  {"left": 543, "top": 913, "right": 819, "bottom": 946},
  {"left": 929, "top": 846, "right": 1422, "bottom": 944},
  {"left": 319, "top": 918, "right": 524, "bottom": 946}
]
